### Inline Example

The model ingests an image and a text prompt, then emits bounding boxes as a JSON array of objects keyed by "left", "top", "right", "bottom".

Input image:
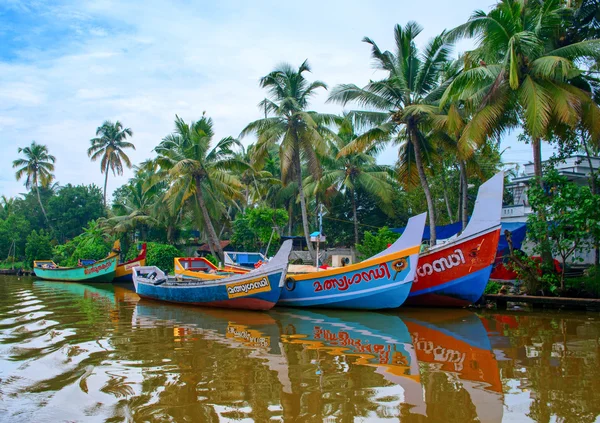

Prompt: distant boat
[
  {"left": 405, "top": 172, "right": 504, "bottom": 307},
  {"left": 114, "top": 243, "right": 147, "bottom": 282},
  {"left": 174, "top": 256, "right": 248, "bottom": 280},
  {"left": 33, "top": 242, "right": 120, "bottom": 283},
  {"left": 277, "top": 213, "right": 426, "bottom": 310},
  {"left": 132, "top": 240, "right": 293, "bottom": 310}
]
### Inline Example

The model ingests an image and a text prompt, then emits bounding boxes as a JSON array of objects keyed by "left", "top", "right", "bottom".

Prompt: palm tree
[
  {"left": 306, "top": 114, "right": 395, "bottom": 245},
  {"left": 241, "top": 60, "right": 337, "bottom": 257},
  {"left": 328, "top": 23, "right": 453, "bottom": 245},
  {"left": 443, "top": 0, "right": 600, "bottom": 186},
  {"left": 88, "top": 120, "right": 135, "bottom": 207},
  {"left": 13, "top": 141, "right": 56, "bottom": 224},
  {"left": 155, "top": 114, "right": 245, "bottom": 261}
]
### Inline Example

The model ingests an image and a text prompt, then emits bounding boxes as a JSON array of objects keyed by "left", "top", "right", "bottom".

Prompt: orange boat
[{"left": 114, "top": 243, "right": 147, "bottom": 282}]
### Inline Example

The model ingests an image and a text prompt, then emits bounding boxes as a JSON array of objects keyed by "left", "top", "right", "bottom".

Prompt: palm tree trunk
[
  {"left": 581, "top": 132, "right": 599, "bottom": 266},
  {"left": 294, "top": 146, "right": 316, "bottom": 259},
  {"left": 440, "top": 165, "right": 453, "bottom": 221},
  {"left": 459, "top": 160, "right": 468, "bottom": 230},
  {"left": 532, "top": 138, "right": 554, "bottom": 278},
  {"left": 35, "top": 183, "right": 50, "bottom": 226},
  {"left": 288, "top": 201, "right": 293, "bottom": 236},
  {"left": 352, "top": 189, "right": 359, "bottom": 246},
  {"left": 410, "top": 128, "right": 437, "bottom": 245},
  {"left": 103, "top": 163, "right": 110, "bottom": 207},
  {"left": 195, "top": 178, "right": 224, "bottom": 261}
]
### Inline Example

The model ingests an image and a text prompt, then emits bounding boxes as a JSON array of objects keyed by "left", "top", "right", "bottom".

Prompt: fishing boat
[
  {"left": 132, "top": 240, "right": 293, "bottom": 310},
  {"left": 33, "top": 242, "right": 120, "bottom": 283},
  {"left": 277, "top": 212, "right": 427, "bottom": 310},
  {"left": 113, "top": 243, "right": 147, "bottom": 282},
  {"left": 174, "top": 256, "right": 248, "bottom": 279},
  {"left": 404, "top": 172, "right": 504, "bottom": 307}
]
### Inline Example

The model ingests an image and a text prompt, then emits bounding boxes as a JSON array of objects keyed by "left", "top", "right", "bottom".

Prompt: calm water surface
[{"left": 1, "top": 276, "right": 599, "bottom": 422}]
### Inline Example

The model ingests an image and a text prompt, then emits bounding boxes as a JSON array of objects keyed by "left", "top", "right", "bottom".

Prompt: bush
[
  {"left": 127, "top": 242, "right": 180, "bottom": 273},
  {"left": 356, "top": 226, "right": 399, "bottom": 259},
  {"left": 25, "top": 230, "right": 53, "bottom": 267}
]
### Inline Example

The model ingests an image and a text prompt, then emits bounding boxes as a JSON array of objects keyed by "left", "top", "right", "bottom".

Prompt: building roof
[{"left": 197, "top": 240, "right": 231, "bottom": 252}]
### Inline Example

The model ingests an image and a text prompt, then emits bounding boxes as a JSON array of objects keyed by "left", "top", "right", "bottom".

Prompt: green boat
[{"left": 33, "top": 245, "right": 119, "bottom": 283}]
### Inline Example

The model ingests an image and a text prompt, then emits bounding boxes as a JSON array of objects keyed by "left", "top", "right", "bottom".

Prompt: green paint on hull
[{"left": 34, "top": 256, "right": 118, "bottom": 283}]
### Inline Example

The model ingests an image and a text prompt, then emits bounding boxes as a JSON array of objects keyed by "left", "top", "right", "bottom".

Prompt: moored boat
[
  {"left": 174, "top": 256, "right": 248, "bottom": 280},
  {"left": 114, "top": 243, "right": 147, "bottom": 282},
  {"left": 33, "top": 242, "right": 120, "bottom": 283},
  {"left": 405, "top": 172, "right": 504, "bottom": 307},
  {"left": 277, "top": 213, "right": 427, "bottom": 310},
  {"left": 132, "top": 240, "right": 293, "bottom": 310}
]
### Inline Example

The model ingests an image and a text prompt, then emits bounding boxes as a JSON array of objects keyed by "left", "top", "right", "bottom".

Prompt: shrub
[
  {"left": 356, "top": 226, "right": 399, "bottom": 259},
  {"left": 128, "top": 242, "right": 180, "bottom": 273}
]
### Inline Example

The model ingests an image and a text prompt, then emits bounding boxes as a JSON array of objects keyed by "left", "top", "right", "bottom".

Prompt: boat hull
[
  {"left": 278, "top": 213, "right": 426, "bottom": 310},
  {"left": 33, "top": 256, "right": 118, "bottom": 283},
  {"left": 135, "top": 271, "right": 285, "bottom": 310},
  {"left": 406, "top": 228, "right": 500, "bottom": 307}
]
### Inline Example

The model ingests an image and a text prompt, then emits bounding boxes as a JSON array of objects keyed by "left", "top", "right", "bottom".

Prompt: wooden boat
[
  {"left": 132, "top": 240, "right": 293, "bottom": 310},
  {"left": 174, "top": 256, "right": 248, "bottom": 279},
  {"left": 402, "top": 309, "right": 503, "bottom": 422},
  {"left": 33, "top": 242, "right": 120, "bottom": 283},
  {"left": 114, "top": 243, "right": 147, "bottom": 282},
  {"left": 404, "top": 172, "right": 504, "bottom": 307},
  {"left": 277, "top": 213, "right": 427, "bottom": 310}
]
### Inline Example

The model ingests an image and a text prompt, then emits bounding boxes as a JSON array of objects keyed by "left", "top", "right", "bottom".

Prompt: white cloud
[{"left": 0, "top": 0, "right": 538, "bottom": 200}]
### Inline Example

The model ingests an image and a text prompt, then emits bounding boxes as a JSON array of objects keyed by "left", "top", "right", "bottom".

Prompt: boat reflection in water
[{"left": 132, "top": 301, "right": 502, "bottom": 421}]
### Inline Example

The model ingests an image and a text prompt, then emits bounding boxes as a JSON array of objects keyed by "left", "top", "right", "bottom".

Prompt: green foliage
[
  {"left": 204, "top": 254, "right": 218, "bottom": 266},
  {"left": 52, "top": 220, "right": 112, "bottom": 267},
  {"left": 484, "top": 281, "right": 503, "bottom": 295},
  {"left": 355, "top": 226, "right": 399, "bottom": 259},
  {"left": 0, "top": 214, "right": 31, "bottom": 260},
  {"left": 527, "top": 169, "right": 600, "bottom": 291},
  {"left": 231, "top": 207, "right": 288, "bottom": 255},
  {"left": 128, "top": 242, "right": 180, "bottom": 273},
  {"left": 47, "top": 184, "right": 105, "bottom": 243},
  {"left": 25, "top": 230, "right": 53, "bottom": 267}
]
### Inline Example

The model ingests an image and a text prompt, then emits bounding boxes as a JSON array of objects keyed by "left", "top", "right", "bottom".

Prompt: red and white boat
[{"left": 404, "top": 172, "right": 504, "bottom": 307}]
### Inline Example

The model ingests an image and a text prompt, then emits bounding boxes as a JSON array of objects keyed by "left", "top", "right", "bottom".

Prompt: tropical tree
[
  {"left": 155, "top": 114, "right": 245, "bottom": 260},
  {"left": 241, "top": 60, "right": 337, "bottom": 257},
  {"left": 88, "top": 120, "right": 135, "bottom": 207},
  {"left": 443, "top": 0, "right": 600, "bottom": 186},
  {"left": 306, "top": 114, "right": 395, "bottom": 245},
  {"left": 12, "top": 141, "right": 56, "bottom": 225},
  {"left": 328, "top": 23, "right": 453, "bottom": 245}
]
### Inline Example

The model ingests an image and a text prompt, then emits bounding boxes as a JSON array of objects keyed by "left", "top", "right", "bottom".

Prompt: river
[{"left": 0, "top": 276, "right": 599, "bottom": 422}]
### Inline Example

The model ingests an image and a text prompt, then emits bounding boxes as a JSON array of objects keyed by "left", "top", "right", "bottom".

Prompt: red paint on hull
[{"left": 138, "top": 295, "right": 275, "bottom": 311}]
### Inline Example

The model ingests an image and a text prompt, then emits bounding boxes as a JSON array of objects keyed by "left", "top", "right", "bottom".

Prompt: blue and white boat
[
  {"left": 277, "top": 213, "right": 426, "bottom": 310},
  {"left": 132, "top": 240, "right": 293, "bottom": 310}
]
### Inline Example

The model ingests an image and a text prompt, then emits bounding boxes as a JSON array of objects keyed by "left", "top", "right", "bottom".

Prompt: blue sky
[{"left": 0, "top": 0, "right": 546, "bottom": 199}]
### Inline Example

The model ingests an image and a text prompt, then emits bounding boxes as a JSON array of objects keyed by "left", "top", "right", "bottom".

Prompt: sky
[{"left": 0, "top": 0, "right": 547, "bottom": 200}]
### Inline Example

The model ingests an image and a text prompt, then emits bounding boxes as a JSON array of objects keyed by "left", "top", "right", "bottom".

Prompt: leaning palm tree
[
  {"left": 443, "top": 0, "right": 600, "bottom": 185},
  {"left": 88, "top": 120, "right": 135, "bottom": 207},
  {"left": 305, "top": 114, "right": 395, "bottom": 245},
  {"left": 328, "top": 23, "right": 453, "bottom": 245},
  {"left": 155, "top": 114, "right": 245, "bottom": 261},
  {"left": 13, "top": 141, "right": 56, "bottom": 224},
  {"left": 241, "top": 60, "right": 337, "bottom": 257}
]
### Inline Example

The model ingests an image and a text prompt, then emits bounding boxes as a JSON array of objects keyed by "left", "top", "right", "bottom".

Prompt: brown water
[{"left": 1, "top": 277, "right": 599, "bottom": 423}]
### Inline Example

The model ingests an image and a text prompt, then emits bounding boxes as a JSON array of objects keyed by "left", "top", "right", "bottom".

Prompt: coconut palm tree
[
  {"left": 443, "top": 0, "right": 600, "bottom": 186},
  {"left": 88, "top": 120, "right": 135, "bottom": 207},
  {"left": 305, "top": 114, "right": 395, "bottom": 245},
  {"left": 241, "top": 60, "right": 337, "bottom": 257},
  {"left": 13, "top": 141, "right": 56, "bottom": 224},
  {"left": 155, "top": 114, "right": 245, "bottom": 261},
  {"left": 328, "top": 23, "right": 453, "bottom": 245}
]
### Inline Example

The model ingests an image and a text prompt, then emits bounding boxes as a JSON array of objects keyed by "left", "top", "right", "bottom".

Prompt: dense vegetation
[{"left": 3, "top": 0, "right": 600, "bottom": 296}]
